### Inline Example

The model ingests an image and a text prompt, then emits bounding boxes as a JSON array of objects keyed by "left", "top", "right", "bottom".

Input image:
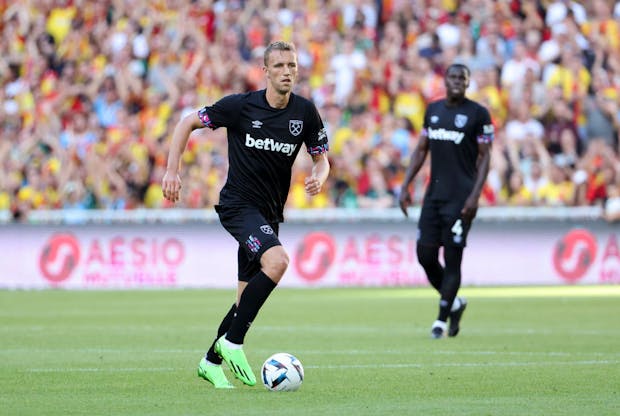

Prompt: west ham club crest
[
  {"left": 454, "top": 114, "right": 468, "bottom": 128},
  {"left": 289, "top": 120, "right": 303, "bottom": 136}
]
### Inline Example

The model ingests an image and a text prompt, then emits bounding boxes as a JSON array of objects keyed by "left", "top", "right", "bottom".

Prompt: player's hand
[
  {"left": 304, "top": 176, "right": 322, "bottom": 196},
  {"left": 461, "top": 196, "right": 479, "bottom": 223},
  {"left": 162, "top": 171, "right": 182, "bottom": 203},
  {"left": 399, "top": 188, "right": 411, "bottom": 217}
]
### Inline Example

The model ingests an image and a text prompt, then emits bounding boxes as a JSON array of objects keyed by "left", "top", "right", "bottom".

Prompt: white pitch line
[
  {"left": 304, "top": 360, "right": 620, "bottom": 369},
  {"left": 23, "top": 359, "right": 619, "bottom": 373},
  {"left": 2, "top": 325, "right": 617, "bottom": 337},
  {"left": 254, "top": 326, "right": 620, "bottom": 336},
  {"left": 3, "top": 348, "right": 619, "bottom": 358},
  {"left": 25, "top": 367, "right": 177, "bottom": 373}
]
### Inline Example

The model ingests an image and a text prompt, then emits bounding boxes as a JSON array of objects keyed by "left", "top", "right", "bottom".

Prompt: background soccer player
[
  {"left": 162, "top": 41, "right": 330, "bottom": 387},
  {"left": 398, "top": 63, "right": 494, "bottom": 339}
]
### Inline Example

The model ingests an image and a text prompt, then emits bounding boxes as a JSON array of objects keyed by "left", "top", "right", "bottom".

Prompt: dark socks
[
  {"left": 437, "top": 246, "right": 463, "bottom": 321},
  {"left": 437, "top": 299, "right": 452, "bottom": 322},
  {"left": 225, "top": 271, "right": 277, "bottom": 344},
  {"left": 206, "top": 303, "right": 237, "bottom": 364}
]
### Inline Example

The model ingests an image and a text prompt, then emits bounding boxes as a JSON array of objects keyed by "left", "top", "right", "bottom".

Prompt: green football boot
[
  {"left": 214, "top": 336, "right": 256, "bottom": 386},
  {"left": 197, "top": 357, "right": 234, "bottom": 389}
]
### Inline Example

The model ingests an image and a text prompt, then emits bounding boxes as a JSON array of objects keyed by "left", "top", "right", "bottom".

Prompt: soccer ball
[{"left": 261, "top": 352, "right": 304, "bottom": 392}]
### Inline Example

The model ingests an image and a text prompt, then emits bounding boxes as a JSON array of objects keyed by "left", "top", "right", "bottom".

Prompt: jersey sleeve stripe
[
  {"left": 477, "top": 133, "right": 494, "bottom": 144},
  {"left": 198, "top": 107, "right": 216, "bottom": 129},
  {"left": 307, "top": 143, "right": 329, "bottom": 155},
  {"left": 478, "top": 123, "right": 494, "bottom": 143}
]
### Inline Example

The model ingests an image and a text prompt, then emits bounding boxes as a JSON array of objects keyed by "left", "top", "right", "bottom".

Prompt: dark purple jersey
[
  {"left": 421, "top": 98, "right": 494, "bottom": 202},
  {"left": 198, "top": 90, "right": 328, "bottom": 222}
]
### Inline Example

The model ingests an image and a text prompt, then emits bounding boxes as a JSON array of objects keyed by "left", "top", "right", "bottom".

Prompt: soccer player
[
  {"left": 162, "top": 41, "right": 330, "bottom": 387},
  {"left": 398, "top": 63, "right": 493, "bottom": 339}
]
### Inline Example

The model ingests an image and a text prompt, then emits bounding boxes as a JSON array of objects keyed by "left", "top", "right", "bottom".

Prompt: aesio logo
[
  {"left": 294, "top": 232, "right": 336, "bottom": 282},
  {"left": 39, "top": 234, "right": 80, "bottom": 284}
]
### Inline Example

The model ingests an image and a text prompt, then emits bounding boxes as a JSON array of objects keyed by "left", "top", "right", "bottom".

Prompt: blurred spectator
[
  {"left": 500, "top": 39, "right": 540, "bottom": 90},
  {"left": 499, "top": 171, "right": 534, "bottom": 206},
  {"left": 328, "top": 36, "right": 367, "bottom": 106},
  {"left": 355, "top": 152, "right": 393, "bottom": 209},
  {"left": 505, "top": 100, "right": 545, "bottom": 174},
  {"left": 538, "top": 89, "right": 580, "bottom": 164},
  {"left": 544, "top": 0, "right": 587, "bottom": 27},
  {"left": 524, "top": 160, "right": 550, "bottom": 204},
  {"left": 584, "top": 69, "right": 620, "bottom": 151},
  {"left": 536, "top": 163, "right": 575, "bottom": 206},
  {"left": 574, "top": 140, "right": 619, "bottom": 206}
]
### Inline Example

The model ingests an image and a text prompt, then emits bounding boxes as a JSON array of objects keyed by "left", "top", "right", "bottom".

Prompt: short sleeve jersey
[
  {"left": 421, "top": 97, "right": 494, "bottom": 202},
  {"left": 198, "top": 90, "right": 328, "bottom": 222}
]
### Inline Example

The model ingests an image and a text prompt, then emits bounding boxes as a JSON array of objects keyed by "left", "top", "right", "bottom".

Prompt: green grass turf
[{"left": 1, "top": 286, "right": 618, "bottom": 416}]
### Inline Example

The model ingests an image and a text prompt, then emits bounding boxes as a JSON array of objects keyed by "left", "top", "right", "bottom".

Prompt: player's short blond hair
[{"left": 264, "top": 41, "right": 296, "bottom": 66}]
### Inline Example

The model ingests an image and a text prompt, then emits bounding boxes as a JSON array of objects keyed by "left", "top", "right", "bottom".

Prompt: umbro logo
[{"left": 252, "top": 120, "right": 263, "bottom": 129}]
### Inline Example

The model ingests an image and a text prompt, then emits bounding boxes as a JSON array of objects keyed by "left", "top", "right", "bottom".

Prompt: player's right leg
[
  {"left": 417, "top": 201, "right": 445, "bottom": 292},
  {"left": 417, "top": 201, "right": 448, "bottom": 338},
  {"left": 197, "top": 303, "right": 237, "bottom": 388},
  {"left": 214, "top": 277, "right": 256, "bottom": 386},
  {"left": 417, "top": 244, "right": 449, "bottom": 338},
  {"left": 197, "top": 357, "right": 234, "bottom": 389},
  {"left": 416, "top": 244, "right": 444, "bottom": 292}
]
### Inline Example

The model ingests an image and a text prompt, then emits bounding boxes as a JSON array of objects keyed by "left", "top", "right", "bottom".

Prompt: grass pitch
[{"left": 1, "top": 286, "right": 618, "bottom": 416}]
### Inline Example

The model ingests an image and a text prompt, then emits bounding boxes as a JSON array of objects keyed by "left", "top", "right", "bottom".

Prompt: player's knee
[
  {"left": 416, "top": 244, "right": 439, "bottom": 269},
  {"left": 261, "top": 246, "right": 289, "bottom": 281}
]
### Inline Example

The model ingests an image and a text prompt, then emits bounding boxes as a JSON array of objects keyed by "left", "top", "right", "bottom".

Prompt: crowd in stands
[{"left": 1, "top": 0, "right": 619, "bottom": 221}]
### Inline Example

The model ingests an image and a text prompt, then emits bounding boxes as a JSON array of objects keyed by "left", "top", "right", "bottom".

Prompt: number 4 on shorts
[{"left": 451, "top": 219, "right": 463, "bottom": 237}]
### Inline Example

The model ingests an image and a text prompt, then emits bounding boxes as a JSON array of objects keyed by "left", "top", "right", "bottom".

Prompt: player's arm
[
  {"left": 162, "top": 112, "right": 204, "bottom": 203},
  {"left": 461, "top": 137, "right": 492, "bottom": 222},
  {"left": 305, "top": 153, "right": 330, "bottom": 196},
  {"left": 399, "top": 132, "right": 430, "bottom": 217}
]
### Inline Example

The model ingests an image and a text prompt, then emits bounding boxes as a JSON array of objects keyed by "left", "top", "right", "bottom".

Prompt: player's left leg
[
  {"left": 441, "top": 245, "right": 466, "bottom": 335},
  {"left": 440, "top": 204, "right": 473, "bottom": 337}
]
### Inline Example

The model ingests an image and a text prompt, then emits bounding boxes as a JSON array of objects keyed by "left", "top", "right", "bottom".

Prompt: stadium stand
[{"left": 0, "top": 0, "right": 618, "bottom": 222}]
